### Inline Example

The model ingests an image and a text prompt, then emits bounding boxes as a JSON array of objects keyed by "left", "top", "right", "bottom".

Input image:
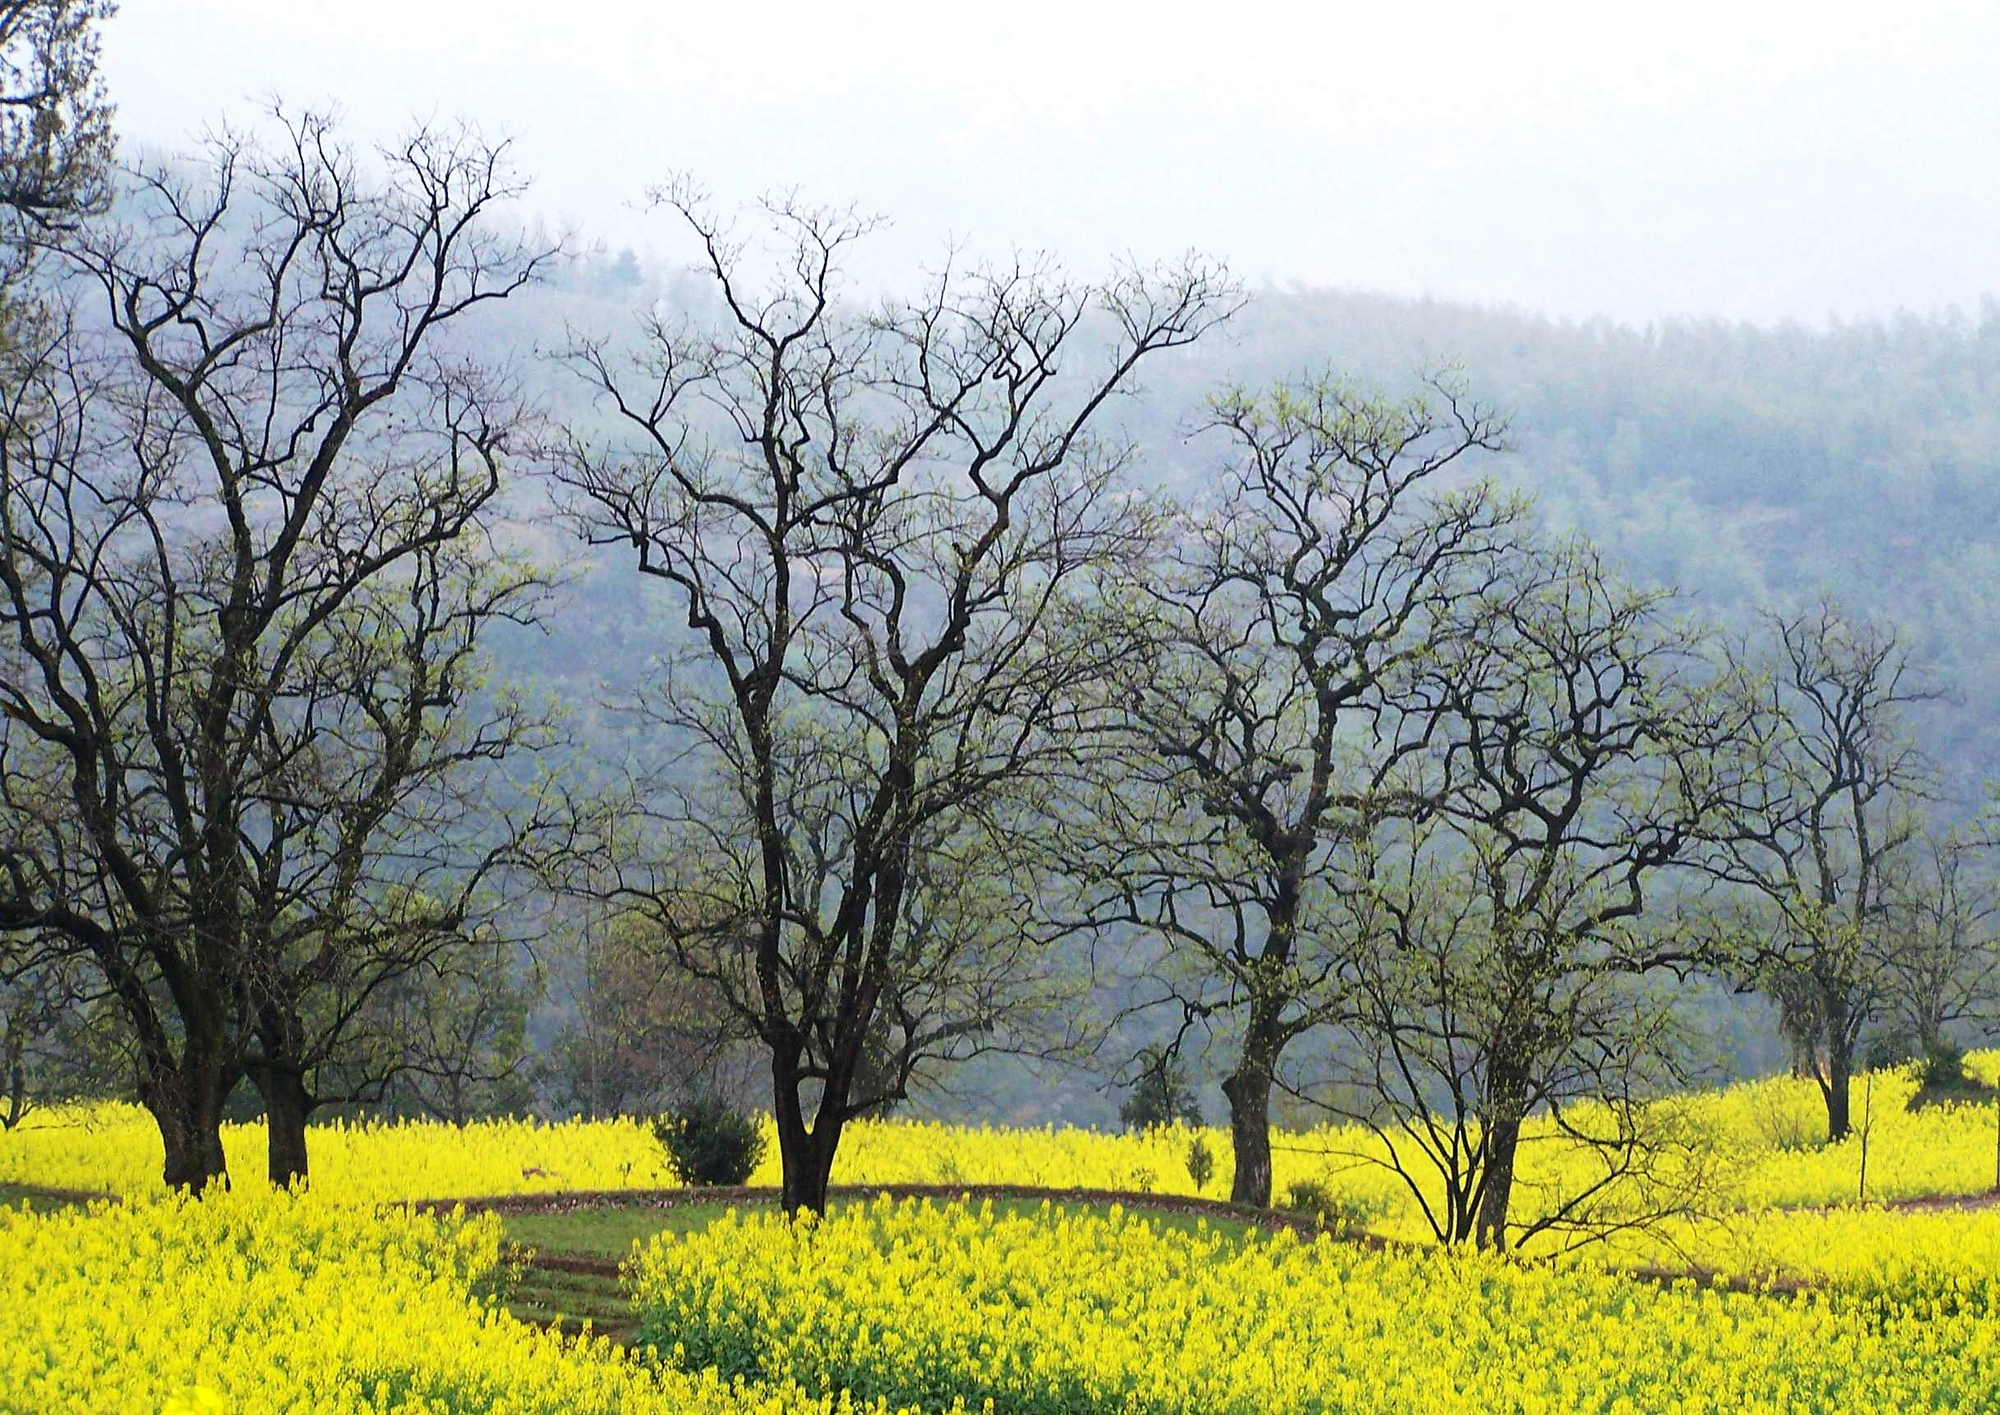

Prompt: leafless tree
[
  {"left": 345, "top": 944, "right": 542, "bottom": 1125},
  {"left": 1327, "top": 542, "right": 1737, "bottom": 1248},
  {"left": 548, "top": 183, "right": 1237, "bottom": 1211},
  {"left": 1322, "top": 817, "right": 1724, "bottom": 1252},
  {"left": 541, "top": 894, "right": 754, "bottom": 1120},
  {"left": 1057, "top": 372, "right": 1519, "bottom": 1206},
  {"left": 0, "top": 948, "right": 116, "bottom": 1126},
  {"left": 0, "top": 112, "right": 560, "bottom": 1189},
  {"left": 1705, "top": 600, "right": 1938, "bottom": 1141},
  {"left": 1879, "top": 827, "right": 1999, "bottom": 1070}
]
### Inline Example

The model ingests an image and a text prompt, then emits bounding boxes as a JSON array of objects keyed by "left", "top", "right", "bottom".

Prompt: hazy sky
[{"left": 105, "top": 1, "right": 2000, "bottom": 326}]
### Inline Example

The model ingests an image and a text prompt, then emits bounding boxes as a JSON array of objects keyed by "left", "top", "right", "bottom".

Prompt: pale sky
[{"left": 105, "top": 0, "right": 2000, "bottom": 325}]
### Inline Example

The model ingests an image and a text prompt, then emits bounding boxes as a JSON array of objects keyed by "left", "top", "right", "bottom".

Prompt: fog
[{"left": 106, "top": 0, "right": 2000, "bottom": 326}]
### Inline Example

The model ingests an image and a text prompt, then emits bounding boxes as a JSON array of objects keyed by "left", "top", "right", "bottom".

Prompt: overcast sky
[{"left": 104, "top": 0, "right": 2000, "bottom": 326}]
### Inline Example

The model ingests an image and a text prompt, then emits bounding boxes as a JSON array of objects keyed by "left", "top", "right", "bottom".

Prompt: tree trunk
[
  {"left": 3, "top": 1055, "right": 24, "bottom": 1130},
  {"left": 778, "top": 1119, "right": 842, "bottom": 1215},
  {"left": 1822, "top": 988, "right": 1853, "bottom": 1143},
  {"left": 1824, "top": 1043, "right": 1852, "bottom": 1142},
  {"left": 1220, "top": 1000, "right": 1285, "bottom": 1208},
  {"left": 250, "top": 1065, "right": 313, "bottom": 1188},
  {"left": 140, "top": 1060, "right": 231, "bottom": 1193},
  {"left": 771, "top": 1046, "right": 844, "bottom": 1215},
  {"left": 1474, "top": 1108, "right": 1524, "bottom": 1249},
  {"left": 1474, "top": 1056, "right": 1531, "bottom": 1250}
]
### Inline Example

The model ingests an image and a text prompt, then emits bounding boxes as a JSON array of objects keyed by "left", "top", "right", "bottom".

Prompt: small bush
[
  {"left": 1185, "top": 1135, "right": 1215, "bottom": 1192},
  {"left": 1918, "top": 1040, "right": 1972, "bottom": 1093},
  {"left": 1282, "top": 1179, "right": 1388, "bottom": 1236},
  {"left": 651, "top": 1098, "right": 767, "bottom": 1187},
  {"left": 1119, "top": 1045, "right": 1203, "bottom": 1131}
]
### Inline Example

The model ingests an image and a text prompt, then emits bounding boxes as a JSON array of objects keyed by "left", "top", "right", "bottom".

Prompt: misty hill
[{"left": 504, "top": 255, "right": 1999, "bottom": 791}]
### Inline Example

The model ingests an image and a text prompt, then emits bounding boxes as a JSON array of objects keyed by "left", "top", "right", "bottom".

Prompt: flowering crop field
[
  {"left": 5, "top": 1058, "right": 1998, "bottom": 1238},
  {"left": 5, "top": 1059, "right": 2000, "bottom": 1412},
  {"left": 0, "top": 1188, "right": 922, "bottom": 1414},
  {"left": 630, "top": 1196, "right": 2000, "bottom": 1414}
]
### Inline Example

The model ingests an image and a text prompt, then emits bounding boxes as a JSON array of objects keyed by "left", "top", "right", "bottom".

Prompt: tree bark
[
  {"left": 1474, "top": 1057, "right": 1530, "bottom": 1250},
  {"left": 771, "top": 1042, "right": 847, "bottom": 1215},
  {"left": 140, "top": 1059, "right": 231, "bottom": 1193},
  {"left": 1824, "top": 1044, "right": 1853, "bottom": 1142},
  {"left": 779, "top": 1121, "right": 842, "bottom": 1215},
  {"left": 1821, "top": 986, "right": 1853, "bottom": 1143},
  {"left": 3, "top": 1055, "right": 24, "bottom": 1130},
  {"left": 250, "top": 1064, "right": 313, "bottom": 1188},
  {"left": 1221, "top": 999, "right": 1285, "bottom": 1207},
  {"left": 774, "top": 1099, "right": 842, "bottom": 1215}
]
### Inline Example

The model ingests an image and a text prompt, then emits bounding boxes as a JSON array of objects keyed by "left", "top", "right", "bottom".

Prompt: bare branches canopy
[
  {"left": 548, "top": 185, "right": 1240, "bottom": 1211},
  {"left": 0, "top": 111, "right": 562, "bottom": 1189}
]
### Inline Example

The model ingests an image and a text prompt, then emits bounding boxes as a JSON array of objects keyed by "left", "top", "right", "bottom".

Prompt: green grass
[
  {"left": 501, "top": 1201, "right": 733, "bottom": 1260},
  {"left": 500, "top": 1194, "right": 1259, "bottom": 1262},
  {"left": 503, "top": 1259, "right": 633, "bottom": 1341}
]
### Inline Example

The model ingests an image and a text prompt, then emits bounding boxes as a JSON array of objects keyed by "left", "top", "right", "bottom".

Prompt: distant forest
[{"left": 518, "top": 251, "right": 2000, "bottom": 785}]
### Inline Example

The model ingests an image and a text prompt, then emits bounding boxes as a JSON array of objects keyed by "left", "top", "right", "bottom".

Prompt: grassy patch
[
  {"left": 501, "top": 1202, "right": 735, "bottom": 1260},
  {"left": 501, "top": 1194, "right": 1260, "bottom": 1262},
  {"left": 504, "top": 1260, "right": 633, "bottom": 1342}
]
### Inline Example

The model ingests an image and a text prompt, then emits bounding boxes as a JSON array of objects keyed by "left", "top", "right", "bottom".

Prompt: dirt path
[
  {"left": 0, "top": 1181, "right": 118, "bottom": 1208},
  {"left": 1761, "top": 1187, "right": 2000, "bottom": 1218}
]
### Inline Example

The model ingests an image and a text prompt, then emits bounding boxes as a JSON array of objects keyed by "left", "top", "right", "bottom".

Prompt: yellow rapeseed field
[
  {"left": 6, "top": 1058, "right": 2000, "bottom": 1412},
  {"left": 6, "top": 1058, "right": 1996, "bottom": 1242},
  {"left": 0, "top": 1188, "right": 930, "bottom": 1414},
  {"left": 626, "top": 1196, "right": 2000, "bottom": 1414}
]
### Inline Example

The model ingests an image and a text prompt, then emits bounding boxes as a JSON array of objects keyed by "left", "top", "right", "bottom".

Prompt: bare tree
[
  {"left": 0, "top": 112, "right": 559, "bottom": 1190},
  {"left": 346, "top": 944, "right": 542, "bottom": 1125},
  {"left": 1324, "top": 818, "right": 1722, "bottom": 1252},
  {"left": 549, "top": 183, "right": 1237, "bottom": 1211},
  {"left": 1880, "top": 827, "right": 1999, "bottom": 1071},
  {"left": 541, "top": 895, "right": 752, "bottom": 1120},
  {"left": 1706, "top": 601, "right": 1938, "bottom": 1141},
  {"left": 0, "top": 949, "right": 117, "bottom": 1126},
  {"left": 1060, "top": 373, "right": 1518, "bottom": 1206},
  {"left": 1327, "top": 542, "right": 1735, "bottom": 1248}
]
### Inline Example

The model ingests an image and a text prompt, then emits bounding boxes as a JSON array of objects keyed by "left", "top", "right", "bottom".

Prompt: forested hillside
[{"left": 511, "top": 256, "right": 2000, "bottom": 790}]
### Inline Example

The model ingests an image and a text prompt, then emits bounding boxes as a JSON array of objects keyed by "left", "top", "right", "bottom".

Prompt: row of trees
[
  {"left": 540, "top": 195, "right": 1996, "bottom": 1229},
  {"left": 0, "top": 8, "right": 1993, "bottom": 1245}
]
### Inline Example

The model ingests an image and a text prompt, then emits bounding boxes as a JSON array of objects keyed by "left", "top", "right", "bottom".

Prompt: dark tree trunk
[
  {"left": 778, "top": 1119, "right": 842, "bottom": 1215},
  {"left": 250, "top": 1064, "right": 313, "bottom": 1188},
  {"left": 1824, "top": 1045, "right": 1853, "bottom": 1143},
  {"left": 140, "top": 1058, "right": 231, "bottom": 1193},
  {"left": 1821, "top": 986, "right": 1853, "bottom": 1143},
  {"left": 1474, "top": 1056, "right": 1530, "bottom": 1250},
  {"left": 771, "top": 1044, "right": 845, "bottom": 1215},
  {"left": 774, "top": 1100, "right": 843, "bottom": 1215},
  {"left": 3, "top": 1056, "right": 24, "bottom": 1130},
  {"left": 1221, "top": 999, "right": 1285, "bottom": 1208}
]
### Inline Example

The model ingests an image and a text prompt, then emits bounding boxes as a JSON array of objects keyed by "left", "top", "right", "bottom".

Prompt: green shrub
[
  {"left": 650, "top": 1097, "right": 767, "bottom": 1187},
  {"left": 1119, "top": 1044, "right": 1203, "bottom": 1130},
  {"left": 1282, "top": 1179, "right": 1388, "bottom": 1236},
  {"left": 1185, "top": 1135, "right": 1215, "bottom": 1192},
  {"left": 1918, "top": 1039, "right": 1972, "bottom": 1092}
]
